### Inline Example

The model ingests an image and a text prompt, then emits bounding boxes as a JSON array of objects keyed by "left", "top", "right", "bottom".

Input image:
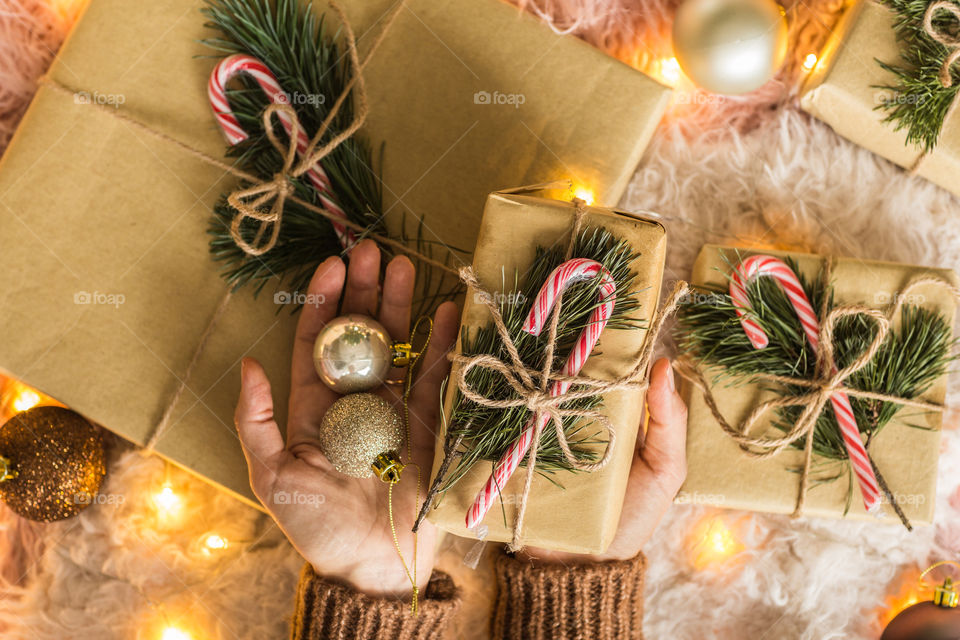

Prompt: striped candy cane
[
  {"left": 466, "top": 258, "right": 617, "bottom": 529},
  {"left": 730, "top": 254, "right": 882, "bottom": 512},
  {"left": 208, "top": 54, "right": 355, "bottom": 247}
]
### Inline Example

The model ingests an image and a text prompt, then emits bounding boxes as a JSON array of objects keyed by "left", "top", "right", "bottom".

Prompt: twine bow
[
  {"left": 678, "top": 262, "right": 959, "bottom": 524},
  {"left": 924, "top": 0, "right": 960, "bottom": 88},
  {"left": 435, "top": 203, "right": 691, "bottom": 549}
]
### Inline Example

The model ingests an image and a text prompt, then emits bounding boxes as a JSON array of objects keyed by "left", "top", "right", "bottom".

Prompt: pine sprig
[
  {"left": 676, "top": 253, "right": 954, "bottom": 478},
  {"left": 202, "top": 0, "right": 386, "bottom": 296},
  {"left": 876, "top": 0, "right": 960, "bottom": 152},
  {"left": 439, "top": 228, "right": 645, "bottom": 493}
]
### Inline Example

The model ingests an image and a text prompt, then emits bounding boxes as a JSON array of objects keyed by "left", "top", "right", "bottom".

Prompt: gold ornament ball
[
  {"left": 313, "top": 315, "right": 394, "bottom": 394},
  {"left": 318, "top": 393, "right": 402, "bottom": 478},
  {"left": 0, "top": 406, "right": 106, "bottom": 522},
  {"left": 672, "top": 0, "right": 788, "bottom": 94}
]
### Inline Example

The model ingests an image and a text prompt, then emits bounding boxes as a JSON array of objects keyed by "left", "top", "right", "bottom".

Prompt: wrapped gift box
[
  {"left": 679, "top": 245, "right": 957, "bottom": 524},
  {"left": 0, "top": 0, "right": 671, "bottom": 505},
  {"left": 425, "top": 190, "right": 666, "bottom": 553},
  {"left": 800, "top": 0, "right": 960, "bottom": 195}
]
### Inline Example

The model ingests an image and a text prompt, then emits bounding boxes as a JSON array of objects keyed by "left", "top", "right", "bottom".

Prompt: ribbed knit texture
[
  {"left": 291, "top": 564, "right": 460, "bottom": 640},
  {"left": 492, "top": 552, "right": 645, "bottom": 640}
]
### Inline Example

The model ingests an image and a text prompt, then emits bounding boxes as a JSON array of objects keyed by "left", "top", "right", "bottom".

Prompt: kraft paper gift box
[
  {"left": 800, "top": 0, "right": 960, "bottom": 195},
  {"left": 0, "top": 0, "right": 671, "bottom": 505},
  {"left": 679, "top": 245, "right": 957, "bottom": 524},
  {"left": 425, "top": 190, "right": 667, "bottom": 554}
]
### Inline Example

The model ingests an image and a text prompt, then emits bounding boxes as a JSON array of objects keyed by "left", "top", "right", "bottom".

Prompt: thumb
[
  {"left": 640, "top": 358, "right": 688, "bottom": 490},
  {"left": 236, "top": 357, "right": 286, "bottom": 492}
]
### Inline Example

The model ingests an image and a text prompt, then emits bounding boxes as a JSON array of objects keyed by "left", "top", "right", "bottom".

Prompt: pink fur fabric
[
  {"left": 2, "top": 0, "right": 960, "bottom": 638},
  {"left": 0, "top": 0, "right": 73, "bottom": 155}
]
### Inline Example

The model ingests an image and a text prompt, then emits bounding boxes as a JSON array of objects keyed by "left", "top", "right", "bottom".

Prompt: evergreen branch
[
  {"left": 202, "top": 0, "right": 460, "bottom": 307},
  {"left": 675, "top": 253, "right": 954, "bottom": 487},
  {"left": 438, "top": 228, "right": 644, "bottom": 493},
  {"left": 876, "top": 0, "right": 960, "bottom": 152}
]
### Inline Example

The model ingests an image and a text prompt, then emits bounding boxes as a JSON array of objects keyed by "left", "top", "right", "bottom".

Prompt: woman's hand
[
  {"left": 234, "top": 239, "right": 459, "bottom": 597},
  {"left": 521, "top": 357, "right": 687, "bottom": 564}
]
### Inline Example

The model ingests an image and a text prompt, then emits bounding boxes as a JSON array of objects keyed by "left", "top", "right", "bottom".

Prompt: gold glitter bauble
[
  {"left": 0, "top": 406, "right": 106, "bottom": 522},
  {"left": 318, "top": 393, "right": 402, "bottom": 478}
]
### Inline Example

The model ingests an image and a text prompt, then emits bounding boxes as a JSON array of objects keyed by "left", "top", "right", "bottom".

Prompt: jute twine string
[
  {"left": 36, "top": 0, "right": 466, "bottom": 450},
  {"left": 676, "top": 261, "right": 960, "bottom": 519},
  {"left": 445, "top": 201, "right": 692, "bottom": 550},
  {"left": 909, "top": 0, "right": 960, "bottom": 173}
]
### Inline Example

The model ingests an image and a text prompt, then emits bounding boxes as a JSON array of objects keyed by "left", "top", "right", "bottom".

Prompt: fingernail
[
  {"left": 240, "top": 359, "right": 247, "bottom": 386},
  {"left": 666, "top": 360, "right": 676, "bottom": 393}
]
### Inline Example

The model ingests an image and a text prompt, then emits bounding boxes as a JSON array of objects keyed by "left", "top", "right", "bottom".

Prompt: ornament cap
[
  {"left": 0, "top": 455, "right": 16, "bottom": 483},
  {"left": 934, "top": 577, "right": 959, "bottom": 608},
  {"left": 372, "top": 451, "right": 405, "bottom": 484},
  {"left": 391, "top": 342, "right": 418, "bottom": 367}
]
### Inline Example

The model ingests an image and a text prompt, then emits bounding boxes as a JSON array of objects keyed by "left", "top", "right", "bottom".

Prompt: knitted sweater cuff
[
  {"left": 492, "top": 551, "right": 646, "bottom": 640},
  {"left": 291, "top": 564, "right": 460, "bottom": 640}
]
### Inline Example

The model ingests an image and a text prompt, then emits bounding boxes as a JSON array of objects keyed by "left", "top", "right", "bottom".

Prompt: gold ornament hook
[
  {"left": 0, "top": 455, "right": 16, "bottom": 483},
  {"left": 919, "top": 561, "right": 960, "bottom": 608}
]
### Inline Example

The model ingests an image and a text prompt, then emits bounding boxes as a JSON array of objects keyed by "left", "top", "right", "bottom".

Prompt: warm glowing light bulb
[
  {"left": 204, "top": 534, "right": 228, "bottom": 551},
  {"left": 688, "top": 515, "right": 745, "bottom": 570},
  {"left": 12, "top": 389, "right": 40, "bottom": 412},
  {"left": 659, "top": 57, "right": 682, "bottom": 87},
  {"left": 572, "top": 186, "right": 595, "bottom": 206},
  {"left": 160, "top": 627, "right": 192, "bottom": 640},
  {"left": 154, "top": 486, "right": 181, "bottom": 515},
  {"left": 802, "top": 53, "right": 818, "bottom": 71}
]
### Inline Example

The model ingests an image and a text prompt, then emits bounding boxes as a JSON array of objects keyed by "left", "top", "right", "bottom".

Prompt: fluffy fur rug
[{"left": 3, "top": 0, "right": 960, "bottom": 638}]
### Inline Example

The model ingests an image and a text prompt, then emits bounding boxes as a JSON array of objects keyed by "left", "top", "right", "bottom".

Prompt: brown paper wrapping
[
  {"left": 800, "top": 0, "right": 960, "bottom": 194},
  {"left": 680, "top": 245, "right": 957, "bottom": 524},
  {"left": 425, "top": 191, "right": 667, "bottom": 553},
  {"left": 0, "top": 0, "right": 670, "bottom": 505}
]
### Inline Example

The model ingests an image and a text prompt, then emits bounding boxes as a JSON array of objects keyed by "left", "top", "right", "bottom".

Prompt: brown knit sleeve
[
  {"left": 491, "top": 551, "right": 645, "bottom": 640},
  {"left": 291, "top": 564, "right": 460, "bottom": 640}
]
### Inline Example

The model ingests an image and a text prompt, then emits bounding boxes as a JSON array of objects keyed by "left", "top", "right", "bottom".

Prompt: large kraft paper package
[
  {"left": 426, "top": 191, "right": 667, "bottom": 553},
  {"left": 0, "top": 0, "right": 671, "bottom": 505},
  {"left": 680, "top": 245, "right": 957, "bottom": 524},
  {"left": 800, "top": 0, "right": 960, "bottom": 194}
]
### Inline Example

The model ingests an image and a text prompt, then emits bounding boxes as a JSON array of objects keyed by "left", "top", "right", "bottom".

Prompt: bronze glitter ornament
[
  {"left": 313, "top": 314, "right": 416, "bottom": 394},
  {"left": 318, "top": 393, "right": 403, "bottom": 479},
  {"left": 882, "top": 562, "right": 960, "bottom": 640},
  {"left": 0, "top": 406, "right": 106, "bottom": 521}
]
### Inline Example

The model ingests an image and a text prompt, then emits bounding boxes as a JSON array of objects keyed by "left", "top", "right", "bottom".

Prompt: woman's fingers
[
  {"left": 236, "top": 358, "right": 286, "bottom": 500},
  {"left": 408, "top": 301, "right": 460, "bottom": 459},
  {"left": 378, "top": 255, "right": 415, "bottom": 341},
  {"left": 287, "top": 257, "right": 346, "bottom": 444},
  {"left": 341, "top": 239, "right": 381, "bottom": 316},
  {"left": 640, "top": 358, "right": 688, "bottom": 491}
]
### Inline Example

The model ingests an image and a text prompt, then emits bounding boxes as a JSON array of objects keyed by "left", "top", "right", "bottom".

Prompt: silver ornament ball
[
  {"left": 318, "top": 393, "right": 403, "bottom": 478},
  {"left": 313, "top": 314, "right": 394, "bottom": 393},
  {"left": 672, "top": 0, "right": 788, "bottom": 94}
]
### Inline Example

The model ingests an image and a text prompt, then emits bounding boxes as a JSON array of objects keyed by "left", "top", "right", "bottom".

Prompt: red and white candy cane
[
  {"left": 208, "top": 53, "right": 355, "bottom": 247},
  {"left": 465, "top": 258, "right": 617, "bottom": 529},
  {"left": 730, "top": 254, "right": 882, "bottom": 512}
]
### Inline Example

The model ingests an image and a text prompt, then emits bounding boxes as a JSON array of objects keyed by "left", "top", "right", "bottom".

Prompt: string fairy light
[
  {"left": 160, "top": 627, "right": 193, "bottom": 640},
  {"left": 802, "top": 53, "right": 818, "bottom": 71},
  {"left": 572, "top": 186, "right": 596, "bottom": 206},
  {"left": 687, "top": 513, "right": 746, "bottom": 570}
]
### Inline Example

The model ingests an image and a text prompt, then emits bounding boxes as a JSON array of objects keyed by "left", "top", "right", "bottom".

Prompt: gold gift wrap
[
  {"left": 426, "top": 191, "right": 667, "bottom": 554},
  {"left": 800, "top": 0, "right": 960, "bottom": 194},
  {"left": 0, "top": 0, "right": 670, "bottom": 505},
  {"left": 679, "top": 245, "right": 957, "bottom": 524}
]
